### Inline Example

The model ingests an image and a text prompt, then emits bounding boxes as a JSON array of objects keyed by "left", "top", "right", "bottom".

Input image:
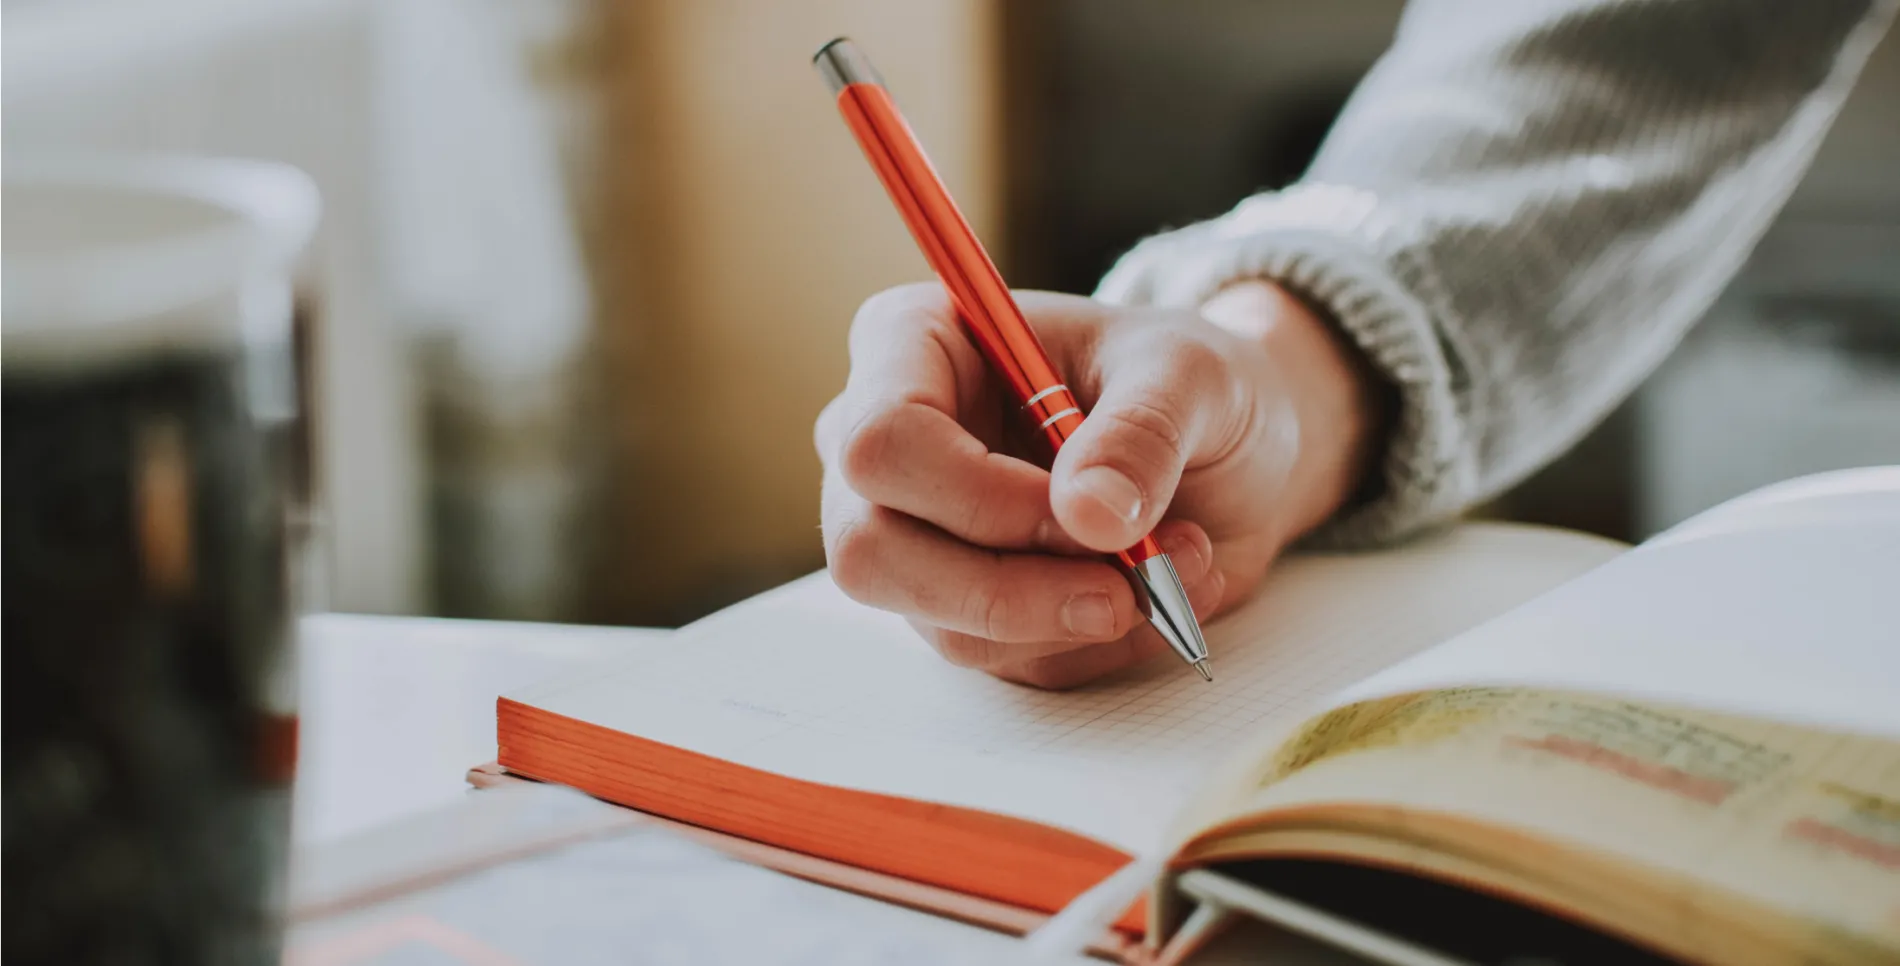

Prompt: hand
[{"left": 815, "top": 280, "right": 1384, "bottom": 688}]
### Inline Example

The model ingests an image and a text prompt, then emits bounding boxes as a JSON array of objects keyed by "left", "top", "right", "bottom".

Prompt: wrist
[{"left": 1201, "top": 279, "right": 1392, "bottom": 539}]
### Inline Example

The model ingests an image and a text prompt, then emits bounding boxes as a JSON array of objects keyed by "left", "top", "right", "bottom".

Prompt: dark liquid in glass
[{"left": 4, "top": 345, "right": 297, "bottom": 965}]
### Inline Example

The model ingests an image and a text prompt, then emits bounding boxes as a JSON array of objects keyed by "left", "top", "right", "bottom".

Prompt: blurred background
[{"left": 9, "top": 0, "right": 1894, "bottom": 628}]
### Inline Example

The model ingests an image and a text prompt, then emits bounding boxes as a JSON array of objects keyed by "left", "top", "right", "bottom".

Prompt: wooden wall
[{"left": 591, "top": 0, "right": 1003, "bottom": 623}]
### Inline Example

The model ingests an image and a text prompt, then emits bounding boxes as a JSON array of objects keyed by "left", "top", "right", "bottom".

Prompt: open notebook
[{"left": 494, "top": 469, "right": 1900, "bottom": 965}]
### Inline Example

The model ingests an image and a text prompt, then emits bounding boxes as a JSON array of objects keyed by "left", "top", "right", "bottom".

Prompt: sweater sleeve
[{"left": 1096, "top": 0, "right": 1895, "bottom": 546}]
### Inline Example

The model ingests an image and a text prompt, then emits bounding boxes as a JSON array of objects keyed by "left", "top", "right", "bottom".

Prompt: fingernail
[
  {"left": 1033, "top": 518, "right": 1059, "bottom": 548},
  {"left": 1072, "top": 467, "right": 1143, "bottom": 524},
  {"left": 1062, "top": 592, "right": 1116, "bottom": 639},
  {"left": 1160, "top": 533, "right": 1208, "bottom": 582},
  {"left": 1190, "top": 568, "right": 1227, "bottom": 619}
]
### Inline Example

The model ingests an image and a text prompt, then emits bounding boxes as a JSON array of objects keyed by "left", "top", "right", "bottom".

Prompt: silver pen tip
[
  {"left": 1192, "top": 661, "right": 1213, "bottom": 683},
  {"left": 1128, "top": 552, "right": 1212, "bottom": 671}
]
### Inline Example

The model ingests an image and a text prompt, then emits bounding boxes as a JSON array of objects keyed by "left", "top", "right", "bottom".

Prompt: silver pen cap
[{"left": 814, "top": 37, "right": 882, "bottom": 94}]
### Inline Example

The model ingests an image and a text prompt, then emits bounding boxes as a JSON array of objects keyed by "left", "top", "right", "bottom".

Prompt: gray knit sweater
[{"left": 1096, "top": 0, "right": 1896, "bottom": 545}]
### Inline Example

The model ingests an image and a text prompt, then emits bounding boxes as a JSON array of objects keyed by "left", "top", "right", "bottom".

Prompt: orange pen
[{"left": 815, "top": 37, "right": 1212, "bottom": 680}]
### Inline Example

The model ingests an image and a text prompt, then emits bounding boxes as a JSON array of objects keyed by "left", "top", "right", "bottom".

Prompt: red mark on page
[
  {"left": 1785, "top": 817, "right": 1900, "bottom": 871},
  {"left": 1505, "top": 734, "right": 1738, "bottom": 805}
]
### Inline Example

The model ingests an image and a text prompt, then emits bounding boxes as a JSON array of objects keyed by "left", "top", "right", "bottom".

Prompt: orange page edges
[{"left": 495, "top": 696, "right": 1147, "bottom": 935}]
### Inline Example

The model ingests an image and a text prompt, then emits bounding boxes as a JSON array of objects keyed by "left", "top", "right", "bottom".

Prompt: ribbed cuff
[{"left": 1095, "top": 183, "right": 1475, "bottom": 547}]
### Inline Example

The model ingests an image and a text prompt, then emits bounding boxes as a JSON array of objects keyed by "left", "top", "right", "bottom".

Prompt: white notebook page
[
  {"left": 510, "top": 523, "right": 1619, "bottom": 852},
  {"left": 1334, "top": 467, "right": 1900, "bottom": 739}
]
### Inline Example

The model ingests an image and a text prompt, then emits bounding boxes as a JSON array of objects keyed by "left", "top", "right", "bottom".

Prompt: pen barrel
[
  {"left": 831, "top": 81, "right": 1083, "bottom": 455},
  {"left": 1117, "top": 535, "right": 1163, "bottom": 568},
  {"left": 822, "top": 40, "right": 1203, "bottom": 669}
]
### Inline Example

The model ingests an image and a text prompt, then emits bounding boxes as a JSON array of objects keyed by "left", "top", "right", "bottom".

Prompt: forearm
[{"left": 1099, "top": 0, "right": 1896, "bottom": 544}]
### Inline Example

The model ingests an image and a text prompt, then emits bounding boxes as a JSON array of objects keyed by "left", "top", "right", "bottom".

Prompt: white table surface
[
  {"left": 290, "top": 612, "right": 1359, "bottom": 963},
  {"left": 292, "top": 613, "right": 670, "bottom": 846}
]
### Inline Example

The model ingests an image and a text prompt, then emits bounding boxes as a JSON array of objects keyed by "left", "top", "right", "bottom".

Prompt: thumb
[{"left": 1048, "top": 342, "right": 1223, "bottom": 552}]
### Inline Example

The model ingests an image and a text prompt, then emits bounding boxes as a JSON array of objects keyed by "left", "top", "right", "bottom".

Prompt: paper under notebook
[{"left": 494, "top": 468, "right": 1900, "bottom": 965}]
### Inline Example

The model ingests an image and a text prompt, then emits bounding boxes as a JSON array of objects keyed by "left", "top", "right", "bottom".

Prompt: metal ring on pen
[
  {"left": 1022, "top": 384, "right": 1069, "bottom": 410},
  {"left": 1037, "top": 407, "right": 1082, "bottom": 430}
]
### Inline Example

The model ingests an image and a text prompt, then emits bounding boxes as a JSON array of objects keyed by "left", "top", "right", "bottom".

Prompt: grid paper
[
  {"left": 534, "top": 526, "right": 1611, "bottom": 775},
  {"left": 517, "top": 525, "right": 1615, "bottom": 849}
]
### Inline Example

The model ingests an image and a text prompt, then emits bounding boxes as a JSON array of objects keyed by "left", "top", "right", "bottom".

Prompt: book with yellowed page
[{"left": 492, "top": 468, "right": 1900, "bottom": 965}]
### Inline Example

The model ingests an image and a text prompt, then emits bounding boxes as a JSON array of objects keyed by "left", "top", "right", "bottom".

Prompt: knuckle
[
  {"left": 1007, "top": 657, "right": 1085, "bottom": 691},
  {"left": 977, "top": 585, "right": 1016, "bottom": 644},
  {"left": 956, "top": 480, "right": 1006, "bottom": 545},
  {"left": 1166, "top": 336, "right": 1227, "bottom": 386},
  {"left": 813, "top": 395, "right": 846, "bottom": 461},
  {"left": 853, "top": 283, "right": 944, "bottom": 331},
  {"left": 1096, "top": 398, "right": 1185, "bottom": 472},
  {"left": 837, "top": 405, "right": 904, "bottom": 491},
  {"left": 825, "top": 517, "right": 882, "bottom": 600},
  {"left": 852, "top": 288, "right": 904, "bottom": 329},
  {"left": 933, "top": 630, "right": 998, "bottom": 669}
]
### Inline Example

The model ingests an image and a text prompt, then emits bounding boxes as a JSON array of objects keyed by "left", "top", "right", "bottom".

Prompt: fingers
[
  {"left": 987, "top": 635, "right": 1168, "bottom": 691},
  {"left": 823, "top": 471, "right": 1143, "bottom": 650},
  {"left": 968, "top": 547, "right": 1227, "bottom": 690},
  {"left": 824, "top": 487, "right": 1223, "bottom": 684},
  {"left": 1050, "top": 334, "right": 1234, "bottom": 553},
  {"left": 820, "top": 284, "right": 1086, "bottom": 553},
  {"left": 817, "top": 284, "right": 1251, "bottom": 689},
  {"left": 838, "top": 284, "right": 987, "bottom": 426},
  {"left": 830, "top": 399, "right": 1088, "bottom": 553}
]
